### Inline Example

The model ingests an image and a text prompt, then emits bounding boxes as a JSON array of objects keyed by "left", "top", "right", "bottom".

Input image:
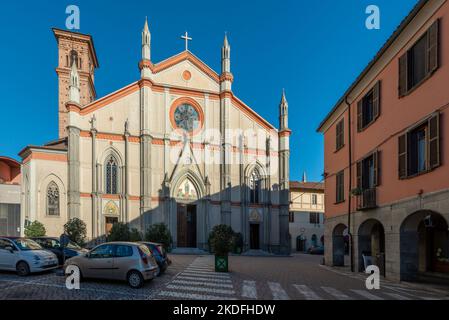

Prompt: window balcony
[{"left": 357, "top": 188, "right": 377, "bottom": 210}]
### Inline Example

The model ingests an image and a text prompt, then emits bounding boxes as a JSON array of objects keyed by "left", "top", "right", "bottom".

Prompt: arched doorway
[
  {"left": 333, "top": 224, "right": 348, "bottom": 266},
  {"left": 358, "top": 219, "right": 385, "bottom": 275},
  {"left": 175, "top": 179, "right": 199, "bottom": 248},
  {"left": 400, "top": 210, "right": 449, "bottom": 281},
  {"left": 296, "top": 235, "right": 306, "bottom": 252}
]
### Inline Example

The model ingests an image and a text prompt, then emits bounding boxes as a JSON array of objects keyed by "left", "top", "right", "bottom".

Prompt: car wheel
[
  {"left": 16, "top": 261, "right": 30, "bottom": 276},
  {"left": 127, "top": 270, "right": 144, "bottom": 289}
]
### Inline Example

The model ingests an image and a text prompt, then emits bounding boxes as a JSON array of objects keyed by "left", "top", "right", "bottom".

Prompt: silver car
[
  {"left": 64, "top": 242, "right": 158, "bottom": 288},
  {"left": 0, "top": 237, "right": 59, "bottom": 276}
]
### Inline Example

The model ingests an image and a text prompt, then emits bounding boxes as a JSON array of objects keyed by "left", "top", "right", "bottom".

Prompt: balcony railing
[{"left": 357, "top": 188, "right": 377, "bottom": 210}]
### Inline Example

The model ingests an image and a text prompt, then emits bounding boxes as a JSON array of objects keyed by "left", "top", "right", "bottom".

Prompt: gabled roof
[
  {"left": 149, "top": 50, "right": 220, "bottom": 83},
  {"left": 317, "top": 0, "right": 428, "bottom": 132}
]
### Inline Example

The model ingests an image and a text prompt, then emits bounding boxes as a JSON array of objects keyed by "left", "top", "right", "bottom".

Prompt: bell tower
[{"left": 53, "top": 28, "right": 99, "bottom": 138}]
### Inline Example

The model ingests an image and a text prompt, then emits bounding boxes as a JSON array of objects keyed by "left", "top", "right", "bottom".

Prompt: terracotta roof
[
  {"left": 18, "top": 138, "right": 68, "bottom": 159},
  {"left": 317, "top": 0, "right": 428, "bottom": 132},
  {"left": 290, "top": 181, "right": 324, "bottom": 191},
  {"left": 0, "top": 156, "right": 20, "bottom": 168}
]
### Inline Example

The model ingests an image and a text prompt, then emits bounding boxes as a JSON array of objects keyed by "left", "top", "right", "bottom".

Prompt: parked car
[
  {"left": 0, "top": 237, "right": 59, "bottom": 276},
  {"left": 31, "top": 237, "right": 88, "bottom": 265},
  {"left": 139, "top": 242, "right": 171, "bottom": 276},
  {"left": 64, "top": 242, "right": 158, "bottom": 288},
  {"left": 307, "top": 246, "right": 324, "bottom": 255}
]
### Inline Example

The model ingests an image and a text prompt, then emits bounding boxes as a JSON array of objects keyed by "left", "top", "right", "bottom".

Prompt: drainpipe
[{"left": 345, "top": 96, "right": 355, "bottom": 273}]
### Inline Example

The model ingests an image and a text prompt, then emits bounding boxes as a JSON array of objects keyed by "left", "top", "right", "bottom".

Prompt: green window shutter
[
  {"left": 373, "top": 81, "right": 381, "bottom": 120},
  {"left": 427, "top": 19, "right": 439, "bottom": 75},
  {"left": 357, "top": 100, "right": 363, "bottom": 132},
  {"left": 398, "top": 53, "right": 408, "bottom": 97},
  {"left": 398, "top": 134, "right": 408, "bottom": 179},
  {"left": 428, "top": 113, "right": 440, "bottom": 169}
]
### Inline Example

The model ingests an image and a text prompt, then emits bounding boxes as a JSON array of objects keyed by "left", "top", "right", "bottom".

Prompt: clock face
[{"left": 173, "top": 103, "right": 200, "bottom": 132}]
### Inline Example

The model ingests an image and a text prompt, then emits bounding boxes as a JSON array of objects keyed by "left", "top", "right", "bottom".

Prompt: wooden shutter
[
  {"left": 336, "top": 120, "right": 344, "bottom": 150},
  {"left": 357, "top": 100, "right": 363, "bottom": 132},
  {"left": 398, "top": 134, "right": 408, "bottom": 179},
  {"left": 373, "top": 81, "right": 381, "bottom": 120},
  {"left": 428, "top": 113, "right": 440, "bottom": 169},
  {"left": 373, "top": 151, "right": 380, "bottom": 186},
  {"left": 399, "top": 53, "right": 408, "bottom": 97},
  {"left": 427, "top": 19, "right": 439, "bottom": 74},
  {"left": 356, "top": 161, "right": 362, "bottom": 189}
]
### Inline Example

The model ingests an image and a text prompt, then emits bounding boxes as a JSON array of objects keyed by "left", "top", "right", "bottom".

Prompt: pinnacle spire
[
  {"left": 142, "top": 17, "right": 151, "bottom": 61},
  {"left": 221, "top": 32, "right": 231, "bottom": 74},
  {"left": 279, "top": 89, "right": 289, "bottom": 130},
  {"left": 69, "top": 59, "right": 80, "bottom": 104}
]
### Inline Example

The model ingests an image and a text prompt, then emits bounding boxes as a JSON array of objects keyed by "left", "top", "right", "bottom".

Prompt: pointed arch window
[
  {"left": 249, "top": 168, "right": 262, "bottom": 204},
  {"left": 47, "top": 182, "right": 60, "bottom": 216},
  {"left": 70, "top": 50, "right": 78, "bottom": 68},
  {"left": 105, "top": 155, "right": 118, "bottom": 194}
]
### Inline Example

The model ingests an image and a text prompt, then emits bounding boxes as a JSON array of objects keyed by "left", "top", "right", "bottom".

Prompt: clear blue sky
[{"left": 0, "top": 0, "right": 418, "bottom": 182}]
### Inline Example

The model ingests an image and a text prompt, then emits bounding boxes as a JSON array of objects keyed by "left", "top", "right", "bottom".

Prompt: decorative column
[
  {"left": 90, "top": 115, "right": 98, "bottom": 238},
  {"left": 278, "top": 90, "right": 291, "bottom": 254},
  {"left": 67, "top": 125, "right": 81, "bottom": 219},
  {"left": 124, "top": 119, "right": 130, "bottom": 224},
  {"left": 219, "top": 34, "right": 233, "bottom": 226}
]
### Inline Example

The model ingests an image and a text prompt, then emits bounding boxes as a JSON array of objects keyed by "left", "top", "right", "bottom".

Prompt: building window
[
  {"left": 311, "top": 194, "right": 318, "bottom": 205},
  {"left": 46, "top": 182, "right": 60, "bottom": 216},
  {"left": 249, "top": 168, "right": 262, "bottom": 204},
  {"left": 289, "top": 212, "right": 295, "bottom": 223},
  {"left": 335, "top": 119, "right": 344, "bottom": 151},
  {"left": 399, "top": 20, "right": 439, "bottom": 97},
  {"left": 357, "top": 81, "right": 380, "bottom": 131},
  {"left": 336, "top": 171, "right": 345, "bottom": 203},
  {"left": 357, "top": 152, "right": 379, "bottom": 190},
  {"left": 309, "top": 212, "right": 320, "bottom": 225},
  {"left": 70, "top": 50, "right": 78, "bottom": 68},
  {"left": 105, "top": 155, "right": 118, "bottom": 194},
  {"left": 399, "top": 113, "right": 440, "bottom": 178}
]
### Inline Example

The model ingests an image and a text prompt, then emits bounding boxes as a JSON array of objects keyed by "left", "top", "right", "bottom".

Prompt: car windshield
[
  {"left": 66, "top": 241, "right": 82, "bottom": 250},
  {"left": 13, "top": 239, "right": 42, "bottom": 251}
]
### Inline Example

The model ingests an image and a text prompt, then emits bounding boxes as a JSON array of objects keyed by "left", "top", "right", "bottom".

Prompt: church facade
[{"left": 18, "top": 20, "right": 291, "bottom": 254}]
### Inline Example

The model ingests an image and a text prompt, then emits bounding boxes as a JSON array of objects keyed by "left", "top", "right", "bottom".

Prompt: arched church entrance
[
  {"left": 175, "top": 179, "right": 199, "bottom": 248},
  {"left": 400, "top": 210, "right": 449, "bottom": 281},
  {"left": 358, "top": 219, "right": 385, "bottom": 276},
  {"left": 333, "top": 224, "right": 348, "bottom": 266}
]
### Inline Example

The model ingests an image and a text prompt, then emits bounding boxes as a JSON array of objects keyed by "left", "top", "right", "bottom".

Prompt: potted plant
[
  {"left": 351, "top": 187, "right": 362, "bottom": 197},
  {"left": 208, "top": 225, "right": 235, "bottom": 272}
]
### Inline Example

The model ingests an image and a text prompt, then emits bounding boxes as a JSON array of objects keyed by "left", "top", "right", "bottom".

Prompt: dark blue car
[
  {"left": 139, "top": 242, "right": 171, "bottom": 276},
  {"left": 31, "top": 237, "right": 88, "bottom": 265}
]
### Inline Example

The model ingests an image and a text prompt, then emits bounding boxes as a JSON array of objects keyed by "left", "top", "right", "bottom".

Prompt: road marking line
[
  {"left": 293, "top": 285, "right": 322, "bottom": 300},
  {"left": 242, "top": 280, "right": 257, "bottom": 299},
  {"left": 383, "top": 292, "right": 412, "bottom": 300},
  {"left": 321, "top": 287, "right": 353, "bottom": 300},
  {"left": 172, "top": 280, "right": 234, "bottom": 288},
  {"left": 181, "top": 272, "right": 230, "bottom": 279},
  {"left": 177, "top": 276, "right": 232, "bottom": 283},
  {"left": 268, "top": 282, "right": 290, "bottom": 300},
  {"left": 166, "top": 284, "right": 235, "bottom": 295},
  {"left": 183, "top": 270, "right": 230, "bottom": 277},
  {"left": 351, "top": 290, "right": 384, "bottom": 300},
  {"left": 159, "top": 290, "right": 237, "bottom": 300}
]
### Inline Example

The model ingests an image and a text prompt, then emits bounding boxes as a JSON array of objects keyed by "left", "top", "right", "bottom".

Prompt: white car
[{"left": 0, "top": 237, "right": 59, "bottom": 276}]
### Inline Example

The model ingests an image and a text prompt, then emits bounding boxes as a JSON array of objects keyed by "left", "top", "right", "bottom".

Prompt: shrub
[
  {"left": 130, "top": 228, "right": 143, "bottom": 242},
  {"left": 64, "top": 218, "right": 87, "bottom": 246},
  {"left": 24, "top": 221, "right": 46, "bottom": 237},
  {"left": 144, "top": 223, "right": 173, "bottom": 251},
  {"left": 107, "top": 222, "right": 130, "bottom": 241},
  {"left": 208, "top": 224, "right": 235, "bottom": 256}
]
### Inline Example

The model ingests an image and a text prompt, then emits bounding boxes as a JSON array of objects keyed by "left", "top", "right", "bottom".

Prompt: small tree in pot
[{"left": 208, "top": 225, "right": 235, "bottom": 272}]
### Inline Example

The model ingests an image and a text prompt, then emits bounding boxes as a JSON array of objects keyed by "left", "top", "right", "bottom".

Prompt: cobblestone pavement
[{"left": 1, "top": 253, "right": 448, "bottom": 300}]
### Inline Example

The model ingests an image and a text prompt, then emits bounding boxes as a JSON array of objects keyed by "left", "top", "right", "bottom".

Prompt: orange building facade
[{"left": 318, "top": 0, "right": 449, "bottom": 281}]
